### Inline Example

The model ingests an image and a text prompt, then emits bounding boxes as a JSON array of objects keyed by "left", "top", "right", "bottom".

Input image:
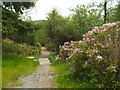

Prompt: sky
[{"left": 23, "top": 0, "right": 109, "bottom": 21}]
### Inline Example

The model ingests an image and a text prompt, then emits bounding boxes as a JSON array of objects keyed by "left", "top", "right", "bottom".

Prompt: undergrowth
[{"left": 50, "top": 62, "right": 96, "bottom": 88}]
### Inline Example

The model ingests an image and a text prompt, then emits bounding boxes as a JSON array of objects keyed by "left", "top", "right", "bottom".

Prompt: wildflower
[
  {"left": 83, "top": 34, "right": 85, "bottom": 37},
  {"left": 66, "top": 45, "right": 69, "bottom": 47},
  {"left": 66, "top": 58, "right": 69, "bottom": 60},
  {"left": 76, "top": 48, "right": 82, "bottom": 51},
  {"left": 91, "top": 38, "right": 96, "bottom": 41},
  {"left": 103, "top": 22, "right": 116, "bottom": 26},
  {"left": 64, "top": 48, "right": 67, "bottom": 50},
  {"left": 86, "top": 38, "right": 91, "bottom": 42},
  {"left": 85, "top": 61, "right": 88, "bottom": 65},
  {"left": 68, "top": 55, "right": 73, "bottom": 59},
  {"left": 70, "top": 49, "right": 74, "bottom": 51},
  {"left": 102, "top": 28, "right": 107, "bottom": 31},
  {"left": 115, "top": 28, "right": 120, "bottom": 31},
  {"left": 101, "top": 46, "right": 106, "bottom": 48},
  {"left": 111, "top": 66, "right": 116, "bottom": 69},
  {"left": 92, "top": 50, "right": 98, "bottom": 53},
  {"left": 64, "top": 42, "right": 69, "bottom": 44},
  {"left": 94, "top": 26, "right": 99, "bottom": 29},
  {"left": 83, "top": 38, "right": 85, "bottom": 40},
  {"left": 108, "top": 38, "right": 112, "bottom": 41},
  {"left": 97, "top": 55, "right": 102, "bottom": 59},
  {"left": 92, "top": 29, "right": 97, "bottom": 32},
  {"left": 79, "top": 40, "right": 83, "bottom": 43},
  {"left": 94, "top": 44, "right": 97, "bottom": 46},
  {"left": 67, "top": 49, "right": 70, "bottom": 50},
  {"left": 106, "top": 43, "right": 109, "bottom": 46}
]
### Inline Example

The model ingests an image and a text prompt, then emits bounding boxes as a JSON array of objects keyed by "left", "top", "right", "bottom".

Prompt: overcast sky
[{"left": 24, "top": 0, "right": 110, "bottom": 21}]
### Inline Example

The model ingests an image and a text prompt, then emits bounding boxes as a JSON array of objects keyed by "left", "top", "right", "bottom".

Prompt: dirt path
[{"left": 14, "top": 47, "right": 56, "bottom": 88}]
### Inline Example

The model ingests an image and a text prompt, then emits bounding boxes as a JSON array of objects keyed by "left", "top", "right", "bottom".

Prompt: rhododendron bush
[{"left": 58, "top": 21, "right": 120, "bottom": 88}]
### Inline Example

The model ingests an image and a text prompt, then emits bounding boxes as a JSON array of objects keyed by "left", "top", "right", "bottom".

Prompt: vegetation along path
[{"left": 14, "top": 47, "right": 56, "bottom": 88}]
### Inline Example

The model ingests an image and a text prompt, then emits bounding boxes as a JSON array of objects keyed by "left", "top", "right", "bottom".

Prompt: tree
[
  {"left": 2, "top": 1, "right": 36, "bottom": 39},
  {"left": 71, "top": 4, "right": 103, "bottom": 39},
  {"left": 2, "top": 2, "right": 35, "bottom": 14},
  {"left": 104, "top": 0, "right": 107, "bottom": 23}
]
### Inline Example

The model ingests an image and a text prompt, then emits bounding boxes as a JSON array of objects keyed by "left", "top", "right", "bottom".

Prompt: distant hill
[{"left": 34, "top": 20, "right": 42, "bottom": 24}]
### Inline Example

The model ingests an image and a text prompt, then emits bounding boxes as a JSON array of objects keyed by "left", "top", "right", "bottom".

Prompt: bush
[
  {"left": 48, "top": 51, "right": 58, "bottom": 63},
  {"left": 2, "top": 39, "right": 41, "bottom": 56},
  {"left": 45, "top": 43, "right": 59, "bottom": 52},
  {"left": 58, "top": 21, "right": 120, "bottom": 88}
]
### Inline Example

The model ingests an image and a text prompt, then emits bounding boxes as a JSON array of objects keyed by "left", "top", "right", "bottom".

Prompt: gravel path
[{"left": 14, "top": 47, "right": 56, "bottom": 88}]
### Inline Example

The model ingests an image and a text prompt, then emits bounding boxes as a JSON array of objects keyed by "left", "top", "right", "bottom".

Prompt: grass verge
[
  {"left": 2, "top": 52, "right": 40, "bottom": 88},
  {"left": 50, "top": 62, "right": 97, "bottom": 88}
]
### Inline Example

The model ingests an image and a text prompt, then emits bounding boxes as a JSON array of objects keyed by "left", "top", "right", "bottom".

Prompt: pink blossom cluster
[
  {"left": 92, "top": 49, "right": 98, "bottom": 53},
  {"left": 103, "top": 22, "right": 117, "bottom": 26}
]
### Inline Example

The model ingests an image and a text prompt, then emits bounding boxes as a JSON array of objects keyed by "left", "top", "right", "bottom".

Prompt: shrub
[
  {"left": 45, "top": 43, "right": 59, "bottom": 52},
  {"left": 58, "top": 21, "right": 120, "bottom": 88},
  {"left": 48, "top": 51, "right": 58, "bottom": 63},
  {"left": 2, "top": 39, "right": 41, "bottom": 56}
]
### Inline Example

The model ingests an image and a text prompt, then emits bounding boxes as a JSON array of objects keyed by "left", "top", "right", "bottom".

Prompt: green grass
[
  {"left": 50, "top": 62, "right": 97, "bottom": 88},
  {"left": 2, "top": 52, "right": 40, "bottom": 88}
]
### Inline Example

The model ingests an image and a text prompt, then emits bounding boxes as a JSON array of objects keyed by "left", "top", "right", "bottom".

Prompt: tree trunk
[{"left": 104, "top": 0, "right": 107, "bottom": 23}]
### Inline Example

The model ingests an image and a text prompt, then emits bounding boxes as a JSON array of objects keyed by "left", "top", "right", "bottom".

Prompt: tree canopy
[{"left": 2, "top": 2, "right": 35, "bottom": 14}]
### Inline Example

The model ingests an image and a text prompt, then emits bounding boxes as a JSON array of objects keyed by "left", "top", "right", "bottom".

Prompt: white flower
[{"left": 97, "top": 56, "right": 102, "bottom": 59}]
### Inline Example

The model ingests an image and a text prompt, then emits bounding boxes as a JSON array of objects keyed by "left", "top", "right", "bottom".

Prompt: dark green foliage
[
  {"left": 9, "top": 20, "right": 40, "bottom": 45},
  {"left": 2, "top": 2, "right": 35, "bottom": 14},
  {"left": 2, "top": 8, "right": 19, "bottom": 38},
  {"left": 2, "top": 2, "right": 38, "bottom": 46},
  {"left": 48, "top": 51, "right": 58, "bottom": 63},
  {"left": 44, "top": 9, "right": 80, "bottom": 51}
]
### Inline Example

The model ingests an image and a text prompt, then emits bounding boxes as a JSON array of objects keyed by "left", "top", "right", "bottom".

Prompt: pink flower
[
  {"left": 76, "top": 48, "right": 82, "bottom": 51},
  {"left": 102, "top": 28, "right": 107, "bottom": 31},
  {"left": 86, "top": 38, "right": 91, "bottom": 42},
  {"left": 79, "top": 40, "right": 83, "bottom": 43},
  {"left": 111, "top": 66, "right": 116, "bottom": 69},
  {"left": 106, "top": 43, "right": 109, "bottom": 46},
  {"left": 70, "top": 44, "right": 74, "bottom": 46},
  {"left": 92, "top": 29, "right": 97, "bottom": 32},
  {"left": 66, "top": 58, "right": 69, "bottom": 60},
  {"left": 107, "top": 35, "right": 111, "bottom": 37},
  {"left": 94, "top": 26, "right": 99, "bottom": 29},
  {"left": 115, "top": 29, "right": 120, "bottom": 31},
  {"left": 68, "top": 55, "right": 73, "bottom": 59},
  {"left": 64, "top": 42, "right": 69, "bottom": 44},
  {"left": 85, "top": 61, "right": 88, "bottom": 65},
  {"left": 103, "top": 23, "right": 116, "bottom": 26},
  {"left": 108, "top": 38, "right": 112, "bottom": 41},
  {"left": 94, "top": 44, "right": 97, "bottom": 46},
  {"left": 92, "top": 50, "right": 98, "bottom": 53},
  {"left": 91, "top": 38, "right": 96, "bottom": 41},
  {"left": 66, "top": 45, "right": 69, "bottom": 47},
  {"left": 64, "top": 48, "right": 67, "bottom": 50},
  {"left": 102, "top": 46, "right": 106, "bottom": 48},
  {"left": 67, "top": 49, "right": 70, "bottom": 50},
  {"left": 97, "top": 30, "right": 102, "bottom": 33},
  {"left": 97, "top": 56, "right": 102, "bottom": 59}
]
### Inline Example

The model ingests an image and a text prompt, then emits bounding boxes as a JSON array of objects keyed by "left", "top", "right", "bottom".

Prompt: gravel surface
[{"left": 14, "top": 47, "right": 56, "bottom": 88}]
